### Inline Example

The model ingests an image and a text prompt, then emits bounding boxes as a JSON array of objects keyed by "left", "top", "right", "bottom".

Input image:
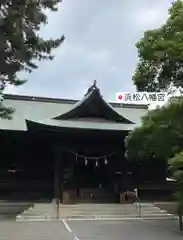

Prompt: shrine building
[{"left": 0, "top": 83, "right": 170, "bottom": 203}]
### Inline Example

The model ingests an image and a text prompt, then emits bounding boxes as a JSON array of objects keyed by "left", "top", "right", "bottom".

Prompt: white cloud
[
  {"left": 4, "top": 85, "right": 20, "bottom": 95},
  {"left": 135, "top": 7, "right": 168, "bottom": 28},
  {"left": 5, "top": 0, "right": 173, "bottom": 101},
  {"left": 88, "top": 51, "right": 112, "bottom": 64}
]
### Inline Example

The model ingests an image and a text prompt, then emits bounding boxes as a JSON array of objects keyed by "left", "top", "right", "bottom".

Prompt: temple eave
[{"left": 26, "top": 119, "right": 135, "bottom": 132}]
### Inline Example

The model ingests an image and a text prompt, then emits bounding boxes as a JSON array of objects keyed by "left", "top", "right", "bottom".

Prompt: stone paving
[
  {"left": 0, "top": 221, "right": 72, "bottom": 240},
  {"left": 0, "top": 201, "right": 181, "bottom": 239},
  {"left": 67, "top": 219, "right": 183, "bottom": 240},
  {"left": 0, "top": 219, "right": 181, "bottom": 240}
]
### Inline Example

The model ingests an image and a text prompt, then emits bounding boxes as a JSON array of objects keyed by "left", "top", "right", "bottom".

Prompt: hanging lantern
[
  {"left": 95, "top": 160, "right": 98, "bottom": 167},
  {"left": 85, "top": 158, "right": 88, "bottom": 165},
  {"left": 104, "top": 157, "right": 108, "bottom": 165}
]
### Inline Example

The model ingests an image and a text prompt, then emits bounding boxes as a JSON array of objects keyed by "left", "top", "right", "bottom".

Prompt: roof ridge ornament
[{"left": 85, "top": 80, "right": 99, "bottom": 96}]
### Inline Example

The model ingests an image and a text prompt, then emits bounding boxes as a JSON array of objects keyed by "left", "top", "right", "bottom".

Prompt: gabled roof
[
  {"left": 52, "top": 81, "right": 134, "bottom": 124},
  {"left": 0, "top": 83, "right": 147, "bottom": 131}
]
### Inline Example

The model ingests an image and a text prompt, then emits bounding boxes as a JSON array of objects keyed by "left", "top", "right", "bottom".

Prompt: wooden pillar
[
  {"left": 53, "top": 145, "right": 63, "bottom": 204},
  {"left": 54, "top": 152, "right": 59, "bottom": 204},
  {"left": 118, "top": 150, "right": 126, "bottom": 192},
  {"left": 120, "top": 150, "right": 131, "bottom": 203}
]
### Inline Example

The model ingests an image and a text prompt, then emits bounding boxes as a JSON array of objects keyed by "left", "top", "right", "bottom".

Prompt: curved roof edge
[
  {"left": 52, "top": 85, "right": 135, "bottom": 124},
  {"left": 26, "top": 119, "right": 135, "bottom": 131}
]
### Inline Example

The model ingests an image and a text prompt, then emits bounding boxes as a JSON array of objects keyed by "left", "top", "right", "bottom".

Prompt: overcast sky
[{"left": 5, "top": 0, "right": 173, "bottom": 100}]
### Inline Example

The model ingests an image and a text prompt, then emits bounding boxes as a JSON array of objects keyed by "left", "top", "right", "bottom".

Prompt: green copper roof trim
[{"left": 4, "top": 94, "right": 148, "bottom": 109}]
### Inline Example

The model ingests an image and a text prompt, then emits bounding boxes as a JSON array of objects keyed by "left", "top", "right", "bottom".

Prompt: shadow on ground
[{"left": 0, "top": 201, "right": 33, "bottom": 220}]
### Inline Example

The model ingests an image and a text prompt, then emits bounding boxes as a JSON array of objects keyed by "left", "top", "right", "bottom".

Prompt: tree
[
  {"left": 125, "top": 97, "right": 183, "bottom": 163},
  {"left": 125, "top": 98, "right": 183, "bottom": 230},
  {"left": 169, "top": 152, "right": 183, "bottom": 231},
  {"left": 133, "top": 0, "right": 183, "bottom": 92},
  {"left": 0, "top": 0, "right": 65, "bottom": 118}
]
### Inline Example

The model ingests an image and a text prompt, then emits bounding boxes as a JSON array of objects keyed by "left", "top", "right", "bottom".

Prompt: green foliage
[
  {"left": 126, "top": 97, "right": 183, "bottom": 230},
  {"left": 132, "top": 1, "right": 183, "bottom": 227},
  {"left": 169, "top": 152, "right": 183, "bottom": 184},
  {"left": 0, "top": 104, "right": 14, "bottom": 119},
  {"left": 0, "top": 0, "right": 65, "bottom": 118},
  {"left": 125, "top": 97, "right": 183, "bottom": 163},
  {"left": 133, "top": 0, "right": 183, "bottom": 91},
  {"left": 169, "top": 151, "right": 183, "bottom": 221}
]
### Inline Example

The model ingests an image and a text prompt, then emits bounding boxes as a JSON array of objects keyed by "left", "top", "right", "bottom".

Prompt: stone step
[
  {"left": 16, "top": 214, "right": 176, "bottom": 222},
  {"left": 16, "top": 202, "right": 176, "bottom": 221}
]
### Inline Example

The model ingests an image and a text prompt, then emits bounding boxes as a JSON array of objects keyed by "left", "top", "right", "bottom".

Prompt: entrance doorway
[{"left": 62, "top": 148, "right": 120, "bottom": 203}]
